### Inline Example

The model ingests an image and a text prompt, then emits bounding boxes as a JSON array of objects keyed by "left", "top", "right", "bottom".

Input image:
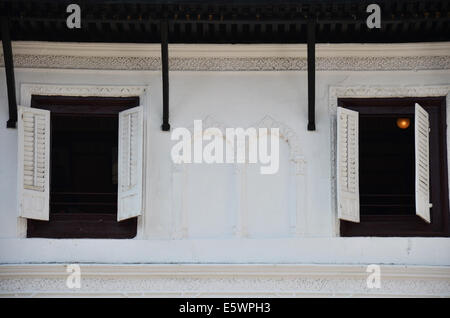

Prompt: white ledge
[
  {"left": 0, "top": 263, "right": 449, "bottom": 279},
  {"left": 2, "top": 41, "right": 450, "bottom": 58},
  {"left": 1, "top": 264, "right": 449, "bottom": 297},
  {"left": 1, "top": 237, "right": 450, "bottom": 265}
]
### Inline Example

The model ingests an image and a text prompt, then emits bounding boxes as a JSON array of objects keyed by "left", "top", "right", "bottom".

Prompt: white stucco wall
[{"left": 0, "top": 44, "right": 449, "bottom": 295}]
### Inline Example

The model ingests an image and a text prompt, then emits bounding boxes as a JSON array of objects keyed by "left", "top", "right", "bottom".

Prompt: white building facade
[{"left": 0, "top": 41, "right": 449, "bottom": 297}]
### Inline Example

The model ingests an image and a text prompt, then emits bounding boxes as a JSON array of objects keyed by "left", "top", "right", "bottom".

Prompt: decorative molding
[
  {"left": 328, "top": 85, "right": 450, "bottom": 236},
  {"left": 1, "top": 264, "right": 449, "bottom": 297},
  {"left": 251, "top": 115, "right": 306, "bottom": 175},
  {"left": 186, "top": 115, "right": 228, "bottom": 136},
  {"left": 3, "top": 55, "right": 449, "bottom": 71},
  {"left": 183, "top": 114, "right": 305, "bottom": 169},
  {"left": 20, "top": 84, "right": 147, "bottom": 106},
  {"left": 329, "top": 86, "right": 450, "bottom": 115},
  {"left": 1, "top": 42, "right": 449, "bottom": 71}
]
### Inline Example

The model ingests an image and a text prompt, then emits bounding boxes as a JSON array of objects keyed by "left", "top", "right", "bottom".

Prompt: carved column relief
[{"left": 247, "top": 116, "right": 307, "bottom": 237}]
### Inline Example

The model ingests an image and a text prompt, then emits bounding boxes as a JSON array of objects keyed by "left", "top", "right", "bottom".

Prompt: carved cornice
[
  {"left": 3, "top": 54, "right": 449, "bottom": 71},
  {"left": 329, "top": 85, "right": 450, "bottom": 115},
  {"left": 19, "top": 84, "right": 148, "bottom": 107},
  {"left": 1, "top": 264, "right": 449, "bottom": 297},
  {"left": 2, "top": 42, "right": 448, "bottom": 71}
]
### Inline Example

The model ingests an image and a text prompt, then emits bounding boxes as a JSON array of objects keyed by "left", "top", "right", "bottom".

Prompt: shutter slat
[
  {"left": 18, "top": 106, "right": 50, "bottom": 221},
  {"left": 337, "top": 107, "right": 360, "bottom": 223},
  {"left": 117, "top": 106, "right": 144, "bottom": 221},
  {"left": 415, "top": 103, "right": 431, "bottom": 223}
]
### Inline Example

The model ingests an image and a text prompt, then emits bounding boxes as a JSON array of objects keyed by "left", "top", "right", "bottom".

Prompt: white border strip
[
  {"left": 2, "top": 41, "right": 450, "bottom": 58},
  {"left": 1, "top": 264, "right": 449, "bottom": 279},
  {"left": 1, "top": 264, "right": 449, "bottom": 297}
]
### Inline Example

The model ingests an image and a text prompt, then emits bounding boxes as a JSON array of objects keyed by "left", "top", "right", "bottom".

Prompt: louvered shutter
[
  {"left": 17, "top": 106, "right": 50, "bottom": 220},
  {"left": 118, "top": 106, "right": 144, "bottom": 221},
  {"left": 337, "top": 107, "right": 360, "bottom": 223},
  {"left": 415, "top": 103, "right": 432, "bottom": 223}
]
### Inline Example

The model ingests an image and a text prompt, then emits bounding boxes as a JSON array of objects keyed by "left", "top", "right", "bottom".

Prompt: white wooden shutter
[
  {"left": 118, "top": 106, "right": 144, "bottom": 221},
  {"left": 17, "top": 106, "right": 50, "bottom": 220},
  {"left": 337, "top": 107, "right": 360, "bottom": 223},
  {"left": 415, "top": 103, "right": 432, "bottom": 223}
]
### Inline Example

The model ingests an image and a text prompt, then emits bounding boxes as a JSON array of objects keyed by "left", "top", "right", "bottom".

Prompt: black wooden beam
[
  {"left": 1, "top": 16, "right": 17, "bottom": 128},
  {"left": 2, "top": 0, "right": 449, "bottom": 44},
  {"left": 307, "top": 19, "right": 315, "bottom": 131},
  {"left": 161, "top": 17, "right": 170, "bottom": 131}
]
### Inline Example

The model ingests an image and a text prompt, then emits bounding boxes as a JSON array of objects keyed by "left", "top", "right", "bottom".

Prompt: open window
[
  {"left": 18, "top": 96, "right": 143, "bottom": 238},
  {"left": 337, "top": 97, "right": 449, "bottom": 237}
]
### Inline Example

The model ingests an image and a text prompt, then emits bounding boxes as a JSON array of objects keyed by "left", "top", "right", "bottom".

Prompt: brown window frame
[
  {"left": 339, "top": 97, "right": 450, "bottom": 237},
  {"left": 26, "top": 95, "right": 139, "bottom": 239}
]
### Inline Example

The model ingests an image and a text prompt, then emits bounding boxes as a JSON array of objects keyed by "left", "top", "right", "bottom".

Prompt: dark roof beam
[
  {"left": 1, "top": 15, "right": 17, "bottom": 128},
  {"left": 307, "top": 18, "right": 315, "bottom": 131},
  {"left": 161, "top": 15, "right": 170, "bottom": 132}
]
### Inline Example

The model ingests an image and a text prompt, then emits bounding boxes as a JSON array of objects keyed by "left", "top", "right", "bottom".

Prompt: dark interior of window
[
  {"left": 360, "top": 115, "right": 415, "bottom": 216},
  {"left": 27, "top": 96, "right": 139, "bottom": 239},
  {"left": 339, "top": 97, "right": 449, "bottom": 237},
  {"left": 50, "top": 116, "right": 118, "bottom": 214}
]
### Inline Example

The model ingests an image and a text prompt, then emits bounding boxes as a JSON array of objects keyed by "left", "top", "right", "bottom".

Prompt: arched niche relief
[
  {"left": 171, "top": 116, "right": 239, "bottom": 239},
  {"left": 237, "top": 115, "right": 307, "bottom": 238}
]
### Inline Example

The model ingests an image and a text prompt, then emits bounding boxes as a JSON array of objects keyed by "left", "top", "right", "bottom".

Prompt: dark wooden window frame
[
  {"left": 27, "top": 95, "right": 139, "bottom": 239},
  {"left": 339, "top": 97, "right": 450, "bottom": 237}
]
